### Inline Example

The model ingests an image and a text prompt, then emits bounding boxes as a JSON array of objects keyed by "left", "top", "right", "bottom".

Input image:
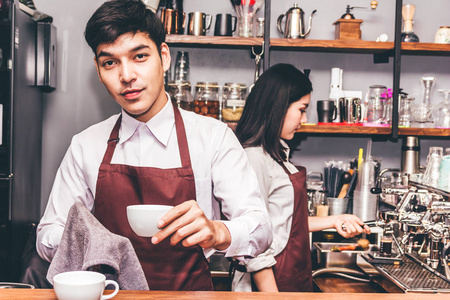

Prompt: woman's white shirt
[{"left": 232, "top": 140, "right": 298, "bottom": 291}]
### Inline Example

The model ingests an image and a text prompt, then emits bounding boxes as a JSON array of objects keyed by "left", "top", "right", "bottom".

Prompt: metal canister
[{"left": 401, "top": 136, "right": 420, "bottom": 175}]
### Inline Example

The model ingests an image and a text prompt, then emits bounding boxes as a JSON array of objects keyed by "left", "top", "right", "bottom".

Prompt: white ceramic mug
[
  {"left": 127, "top": 204, "right": 174, "bottom": 237},
  {"left": 53, "top": 271, "right": 119, "bottom": 300}
]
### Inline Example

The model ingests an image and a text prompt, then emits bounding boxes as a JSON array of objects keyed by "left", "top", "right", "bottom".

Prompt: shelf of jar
[
  {"left": 165, "top": 35, "right": 263, "bottom": 48},
  {"left": 401, "top": 42, "right": 450, "bottom": 56},
  {"left": 269, "top": 39, "right": 394, "bottom": 54}
]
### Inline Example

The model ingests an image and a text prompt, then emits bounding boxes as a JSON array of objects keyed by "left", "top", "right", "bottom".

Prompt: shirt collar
[
  {"left": 280, "top": 139, "right": 291, "bottom": 161},
  {"left": 119, "top": 94, "right": 175, "bottom": 147}
]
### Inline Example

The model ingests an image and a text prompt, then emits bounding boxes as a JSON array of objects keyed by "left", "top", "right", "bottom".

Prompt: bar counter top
[{"left": 1, "top": 290, "right": 449, "bottom": 299}]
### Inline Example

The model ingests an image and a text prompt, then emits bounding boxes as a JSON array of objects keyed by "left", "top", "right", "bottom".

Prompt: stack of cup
[
  {"left": 352, "top": 159, "right": 378, "bottom": 222},
  {"left": 438, "top": 155, "right": 450, "bottom": 190}
]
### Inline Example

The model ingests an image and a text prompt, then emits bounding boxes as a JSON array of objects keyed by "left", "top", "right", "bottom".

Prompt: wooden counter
[{"left": 1, "top": 289, "right": 450, "bottom": 299}]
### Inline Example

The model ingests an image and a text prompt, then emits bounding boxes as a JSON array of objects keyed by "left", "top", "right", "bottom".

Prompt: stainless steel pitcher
[{"left": 277, "top": 3, "right": 316, "bottom": 39}]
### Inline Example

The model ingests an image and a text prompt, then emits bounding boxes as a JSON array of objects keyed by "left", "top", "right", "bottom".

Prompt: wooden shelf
[
  {"left": 166, "top": 36, "right": 450, "bottom": 56},
  {"left": 166, "top": 35, "right": 263, "bottom": 48},
  {"left": 294, "top": 125, "right": 450, "bottom": 137},
  {"left": 296, "top": 124, "right": 391, "bottom": 135},
  {"left": 401, "top": 42, "right": 450, "bottom": 56},
  {"left": 270, "top": 39, "right": 394, "bottom": 54},
  {"left": 398, "top": 127, "right": 450, "bottom": 137}
]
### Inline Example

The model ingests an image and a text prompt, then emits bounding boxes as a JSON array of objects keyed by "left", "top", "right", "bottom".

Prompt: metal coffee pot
[{"left": 277, "top": 3, "right": 316, "bottom": 39}]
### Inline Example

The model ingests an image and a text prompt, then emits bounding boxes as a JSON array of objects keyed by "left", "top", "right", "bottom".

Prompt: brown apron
[
  {"left": 93, "top": 104, "right": 213, "bottom": 291},
  {"left": 272, "top": 163, "right": 313, "bottom": 292}
]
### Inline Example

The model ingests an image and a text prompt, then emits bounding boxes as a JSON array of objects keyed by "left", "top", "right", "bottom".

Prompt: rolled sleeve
[{"left": 210, "top": 127, "right": 272, "bottom": 260}]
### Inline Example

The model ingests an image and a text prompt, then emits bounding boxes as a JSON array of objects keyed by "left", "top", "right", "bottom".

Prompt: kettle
[{"left": 277, "top": 3, "right": 316, "bottom": 39}]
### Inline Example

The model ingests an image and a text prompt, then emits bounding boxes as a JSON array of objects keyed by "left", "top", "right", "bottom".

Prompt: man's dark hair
[
  {"left": 84, "top": 0, "right": 165, "bottom": 56},
  {"left": 236, "top": 63, "right": 313, "bottom": 163}
]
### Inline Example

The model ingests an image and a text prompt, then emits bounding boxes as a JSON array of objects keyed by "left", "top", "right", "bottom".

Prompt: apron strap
[
  {"left": 172, "top": 103, "right": 192, "bottom": 168},
  {"left": 102, "top": 104, "right": 192, "bottom": 168},
  {"left": 102, "top": 115, "right": 122, "bottom": 165}
]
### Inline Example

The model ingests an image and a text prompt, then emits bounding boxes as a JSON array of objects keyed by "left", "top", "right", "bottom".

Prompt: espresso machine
[{"left": 373, "top": 184, "right": 450, "bottom": 288}]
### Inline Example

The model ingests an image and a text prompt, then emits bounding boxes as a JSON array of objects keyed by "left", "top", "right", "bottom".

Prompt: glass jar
[
  {"left": 365, "top": 85, "right": 387, "bottom": 124},
  {"left": 194, "top": 82, "right": 220, "bottom": 119},
  {"left": 167, "top": 81, "right": 193, "bottom": 111},
  {"left": 399, "top": 95, "right": 414, "bottom": 127},
  {"left": 256, "top": 18, "right": 265, "bottom": 38},
  {"left": 222, "top": 83, "right": 247, "bottom": 122}
]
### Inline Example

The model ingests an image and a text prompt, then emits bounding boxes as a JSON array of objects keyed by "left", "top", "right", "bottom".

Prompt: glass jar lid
[
  {"left": 195, "top": 81, "right": 220, "bottom": 90},
  {"left": 223, "top": 82, "right": 247, "bottom": 91},
  {"left": 168, "top": 80, "right": 191, "bottom": 90}
]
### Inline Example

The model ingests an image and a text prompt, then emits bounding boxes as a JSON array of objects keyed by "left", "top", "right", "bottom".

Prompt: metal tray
[
  {"left": 363, "top": 253, "right": 450, "bottom": 293},
  {"left": 314, "top": 242, "right": 379, "bottom": 269}
]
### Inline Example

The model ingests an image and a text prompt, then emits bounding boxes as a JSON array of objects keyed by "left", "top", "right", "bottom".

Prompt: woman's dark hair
[
  {"left": 235, "top": 63, "right": 312, "bottom": 162},
  {"left": 84, "top": 0, "right": 165, "bottom": 56}
]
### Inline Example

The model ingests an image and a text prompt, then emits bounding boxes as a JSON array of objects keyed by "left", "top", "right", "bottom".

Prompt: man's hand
[
  {"left": 334, "top": 214, "right": 371, "bottom": 238},
  {"left": 151, "top": 200, "right": 231, "bottom": 250}
]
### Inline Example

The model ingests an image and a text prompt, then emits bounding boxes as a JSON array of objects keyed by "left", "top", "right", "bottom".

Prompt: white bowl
[{"left": 127, "top": 205, "right": 173, "bottom": 237}]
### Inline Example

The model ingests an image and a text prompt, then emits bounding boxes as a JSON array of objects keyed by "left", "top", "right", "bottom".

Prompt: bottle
[
  {"left": 383, "top": 89, "right": 393, "bottom": 124},
  {"left": 256, "top": 18, "right": 265, "bottom": 38},
  {"left": 174, "top": 51, "right": 190, "bottom": 82}
]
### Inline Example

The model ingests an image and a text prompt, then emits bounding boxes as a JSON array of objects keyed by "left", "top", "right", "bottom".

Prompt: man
[{"left": 36, "top": 0, "right": 271, "bottom": 291}]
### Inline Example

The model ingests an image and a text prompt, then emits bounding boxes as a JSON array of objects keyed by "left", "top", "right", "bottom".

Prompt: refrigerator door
[
  {"left": 36, "top": 22, "right": 57, "bottom": 91},
  {"left": 2, "top": 3, "right": 43, "bottom": 281}
]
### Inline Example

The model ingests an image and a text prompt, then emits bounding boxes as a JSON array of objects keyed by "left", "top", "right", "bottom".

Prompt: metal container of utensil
[{"left": 314, "top": 242, "right": 379, "bottom": 269}]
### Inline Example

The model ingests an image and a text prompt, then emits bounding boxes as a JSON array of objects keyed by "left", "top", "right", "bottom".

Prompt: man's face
[{"left": 94, "top": 32, "right": 171, "bottom": 123}]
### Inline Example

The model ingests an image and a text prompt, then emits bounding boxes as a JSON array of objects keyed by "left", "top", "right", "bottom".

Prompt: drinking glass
[
  {"left": 399, "top": 96, "right": 414, "bottom": 127},
  {"left": 423, "top": 146, "right": 443, "bottom": 187},
  {"left": 433, "top": 89, "right": 450, "bottom": 128},
  {"left": 174, "top": 51, "right": 190, "bottom": 82},
  {"left": 238, "top": 13, "right": 254, "bottom": 37}
]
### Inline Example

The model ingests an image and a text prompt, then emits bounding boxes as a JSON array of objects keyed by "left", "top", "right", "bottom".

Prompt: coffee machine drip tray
[{"left": 363, "top": 253, "right": 450, "bottom": 292}]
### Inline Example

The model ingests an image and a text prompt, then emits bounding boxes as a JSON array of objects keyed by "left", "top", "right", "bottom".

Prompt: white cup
[
  {"left": 127, "top": 204, "right": 173, "bottom": 237},
  {"left": 142, "top": 0, "right": 160, "bottom": 13},
  {"left": 53, "top": 271, "right": 119, "bottom": 300}
]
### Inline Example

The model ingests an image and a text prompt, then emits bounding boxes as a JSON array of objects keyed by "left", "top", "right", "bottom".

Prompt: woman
[{"left": 233, "top": 64, "right": 371, "bottom": 292}]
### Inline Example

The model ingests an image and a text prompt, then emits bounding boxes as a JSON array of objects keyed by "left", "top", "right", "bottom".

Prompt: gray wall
[{"left": 34, "top": 0, "right": 450, "bottom": 214}]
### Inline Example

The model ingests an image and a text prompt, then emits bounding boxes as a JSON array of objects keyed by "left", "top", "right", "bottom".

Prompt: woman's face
[{"left": 280, "top": 94, "right": 311, "bottom": 140}]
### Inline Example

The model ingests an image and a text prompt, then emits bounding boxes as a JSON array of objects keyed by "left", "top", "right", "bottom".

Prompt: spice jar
[
  {"left": 194, "top": 82, "right": 221, "bottom": 119},
  {"left": 222, "top": 83, "right": 247, "bottom": 122},
  {"left": 167, "top": 81, "right": 193, "bottom": 111},
  {"left": 434, "top": 26, "right": 450, "bottom": 44}
]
